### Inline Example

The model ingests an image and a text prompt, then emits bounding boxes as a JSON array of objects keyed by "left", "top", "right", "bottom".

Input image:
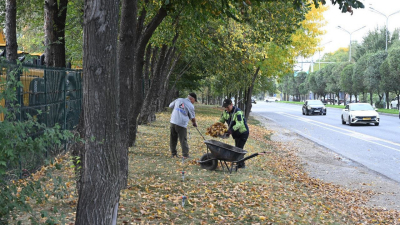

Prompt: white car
[
  {"left": 390, "top": 96, "right": 399, "bottom": 109},
  {"left": 341, "top": 103, "right": 379, "bottom": 126},
  {"left": 265, "top": 97, "right": 278, "bottom": 102}
]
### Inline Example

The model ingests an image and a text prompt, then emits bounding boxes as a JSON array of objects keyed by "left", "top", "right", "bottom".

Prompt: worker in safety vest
[{"left": 219, "top": 98, "right": 249, "bottom": 169}]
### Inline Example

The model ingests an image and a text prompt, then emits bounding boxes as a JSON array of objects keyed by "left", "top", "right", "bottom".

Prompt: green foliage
[
  {"left": 352, "top": 53, "right": 371, "bottom": 94},
  {"left": 387, "top": 46, "right": 400, "bottom": 94},
  {"left": 0, "top": 61, "right": 73, "bottom": 223},
  {"left": 0, "top": 2, "right": 5, "bottom": 26},
  {"left": 319, "top": 47, "right": 349, "bottom": 68},
  {"left": 364, "top": 51, "right": 387, "bottom": 93},
  {"left": 375, "top": 100, "right": 385, "bottom": 109},
  {"left": 340, "top": 63, "right": 355, "bottom": 95},
  {"left": 307, "top": 70, "right": 326, "bottom": 97}
]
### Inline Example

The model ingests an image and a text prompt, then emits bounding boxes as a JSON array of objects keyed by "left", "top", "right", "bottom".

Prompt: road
[{"left": 251, "top": 101, "right": 400, "bottom": 183}]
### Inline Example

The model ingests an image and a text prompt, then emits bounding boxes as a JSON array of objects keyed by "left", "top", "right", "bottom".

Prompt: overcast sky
[{"left": 297, "top": 0, "right": 400, "bottom": 71}]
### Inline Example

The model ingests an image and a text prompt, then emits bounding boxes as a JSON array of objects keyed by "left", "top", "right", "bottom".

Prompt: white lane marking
[{"left": 277, "top": 112, "right": 400, "bottom": 152}]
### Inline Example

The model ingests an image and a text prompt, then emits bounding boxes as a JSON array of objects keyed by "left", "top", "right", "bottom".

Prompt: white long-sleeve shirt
[{"left": 169, "top": 98, "right": 195, "bottom": 128}]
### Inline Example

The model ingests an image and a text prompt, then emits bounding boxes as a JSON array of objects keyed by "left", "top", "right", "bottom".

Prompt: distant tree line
[{"left": 279, "top": 27, "right": 400, "bottom": 109}]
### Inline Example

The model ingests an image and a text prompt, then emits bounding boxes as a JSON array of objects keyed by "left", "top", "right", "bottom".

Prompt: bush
[
  {"left": 375, "top": 100, "right": 385, "bottom": 109},
  {"left": 0, "top": 61, "right": 73, "bottom": 223}
]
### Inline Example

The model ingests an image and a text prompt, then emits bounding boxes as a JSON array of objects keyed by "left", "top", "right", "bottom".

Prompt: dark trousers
[
  {"left": 170, "top": 123, "right": 189, "bottom": 157},
  {"left": 234, "top": 133, "right": 249, "bottom": 167}
]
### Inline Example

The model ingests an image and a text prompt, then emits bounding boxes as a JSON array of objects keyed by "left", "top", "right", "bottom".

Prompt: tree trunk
[
  {"left": 143, "top": 44, "right": 152, "bottom": 97},
  {"left": 44, "top": 0, "right": 68, "bottom": 67},
  {"left": 386, "top": 92, "right": 389, "bottom": 109},
  {"left": 158, "top": 51, "right": 180, "bottom": 112},
  {"left": 362, "top": 92, "right": 366, "bottom": 103},
  {"left": 75, "top": 0, "right": 121, "bottom": 224},
  {"left": 163, "top": 61, "right": 187, "bottom": 109},
  {"left": 138, "top": 44, "right": 169, "bottom": 124},
  {"left": 53, "top": 0, "right": 68, "bottom": 67},
  {"left": 397, "top": 92, "right": 400, "bottom": 110},
  {"left": 5, "top": 0, "right": 18, "bottom": 112},
  {"left": 5, "top": 0, "right": 17, "bottom": 63},
  {"left": 244, "top": 66, "right": 260, "bottom": 121},
  {"left": 370, "top": 91, "right": 373, "bottom": 105},
  {"left": 117, "top": 0, "right": 137, "bottom": 189},
  {"left": 128, "top": 4, "right": 168, "bottom": 147}
]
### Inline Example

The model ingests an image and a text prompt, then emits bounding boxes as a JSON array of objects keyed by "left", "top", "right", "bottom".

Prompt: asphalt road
[{"left": 252, "top": 101, "right": 400, "bottom": 183}]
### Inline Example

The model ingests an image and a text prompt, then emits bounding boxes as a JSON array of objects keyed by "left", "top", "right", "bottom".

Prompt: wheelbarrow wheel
[{"left": 200, "top": 153, "right": 218, "bottom": 170}]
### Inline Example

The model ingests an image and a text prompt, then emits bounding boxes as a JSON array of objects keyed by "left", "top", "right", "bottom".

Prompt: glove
[
  {"left": 192, "top": 122, "right": 198, "bottom": 127},
  {"left": 221, "top": 133, "right": 230, "bottom": 139}
]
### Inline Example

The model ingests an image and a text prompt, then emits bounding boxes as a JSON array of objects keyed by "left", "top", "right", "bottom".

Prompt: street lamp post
[
  {"left": 310, "top": 41, "right": 331, "bottom": 72},
  {"left": 337, "top": 25, "right": 366, "bottom": 62},
  {"left": 369, "top": 7, "right": 400, "bottom": 52}
]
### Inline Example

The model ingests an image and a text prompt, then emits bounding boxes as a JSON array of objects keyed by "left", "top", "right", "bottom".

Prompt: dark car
[{"left": 302, "top": 100, "right": 327, "bottom": 115}]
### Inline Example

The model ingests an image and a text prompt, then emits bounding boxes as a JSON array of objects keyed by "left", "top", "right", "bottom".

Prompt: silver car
[{"left": 341, "top": 103, "right": 379, "bottom": 126}]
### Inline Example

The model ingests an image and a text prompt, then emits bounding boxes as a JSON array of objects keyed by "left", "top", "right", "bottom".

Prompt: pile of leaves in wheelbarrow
[
  {"left": 205, "top": 122, "right": 228, "bottom": 138},
  {"left": 9, "top": 105, "right": 400, "bottom": 224}
]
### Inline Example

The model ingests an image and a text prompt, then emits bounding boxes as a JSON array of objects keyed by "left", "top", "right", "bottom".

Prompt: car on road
[
  {"left": 341, "top": 103, "right": 379, "bottom": 126},
  {"left": 302, "top": 100, "right": 326, "bottom": 115},
  {"left": 390, "top": 96, "right": 399, "bottom": 109},
  {"left": 251, "top": 98, "right": 256, "bottom": 104},
  {"left": 265, "top": 97, "right": 278, "bottom": 102}
]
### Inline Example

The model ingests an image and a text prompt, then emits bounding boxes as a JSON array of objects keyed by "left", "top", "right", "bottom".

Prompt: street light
[
  {"left": 337, "top": 25, "right": 366, "bottom": 62},
  {"left": 369, "top": 7, "right": 400, "bottom": 51}
]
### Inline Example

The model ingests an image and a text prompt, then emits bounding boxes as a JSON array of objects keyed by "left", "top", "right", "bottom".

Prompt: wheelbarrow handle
[
  {"left": 235, "top": 151, "right": 271, "bottom": 164},
  {"left": 195, "top": 126, "right": 206, "bottom": 141}
]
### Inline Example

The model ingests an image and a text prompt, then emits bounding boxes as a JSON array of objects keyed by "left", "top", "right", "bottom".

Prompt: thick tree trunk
[
  {"left": 117, "top": 0, "right": 137, "bottom": 189},
  {"left": 44, "top": 0, "right": 68, "bottom": 67},
  {"left": 75, "top": 0, "right": 121, "bottom": 224},
  {"left": 53, "top": 0, "right": 68, "bottom": 67},
  {"left": 44, "top": 0, "right": 55, "bottom": 66},
  {"left": 5, "top": 0, "right": 18, "bottom": 111},
  {"left": 128, "top": 5, "right": 168, "bottom": 147},
  {"left": 138, "top": 45, "right": 168, "bottom": 124},
  {"left": 6, "top": 0, "right": 17, "bottom": 63}
]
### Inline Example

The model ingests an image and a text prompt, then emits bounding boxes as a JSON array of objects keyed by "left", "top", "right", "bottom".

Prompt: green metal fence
[{"left": 1, "top": 62, "right": 82, "bottom": 180}]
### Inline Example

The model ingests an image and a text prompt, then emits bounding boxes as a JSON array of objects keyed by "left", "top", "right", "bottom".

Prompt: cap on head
[
  {"left": 189, "top": 92, "right": 197, "bottom": 102},
  {"left": 222, "top": 99, "right": 232, "bottom": 107}
]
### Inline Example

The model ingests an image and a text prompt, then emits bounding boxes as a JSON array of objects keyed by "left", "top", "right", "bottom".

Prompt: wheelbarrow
[{"left": 195, "top": 127, "right": 267, "bottom": 173}]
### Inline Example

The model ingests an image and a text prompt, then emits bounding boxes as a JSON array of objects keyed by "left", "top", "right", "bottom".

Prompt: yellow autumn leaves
[{"left": 205, "top": 122, "right": 228, "bottom": 137}]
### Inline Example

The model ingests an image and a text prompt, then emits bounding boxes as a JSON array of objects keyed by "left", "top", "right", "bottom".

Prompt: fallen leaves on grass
[{"left": 10, "top": 105, "right": 400, "bottom": 224}]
